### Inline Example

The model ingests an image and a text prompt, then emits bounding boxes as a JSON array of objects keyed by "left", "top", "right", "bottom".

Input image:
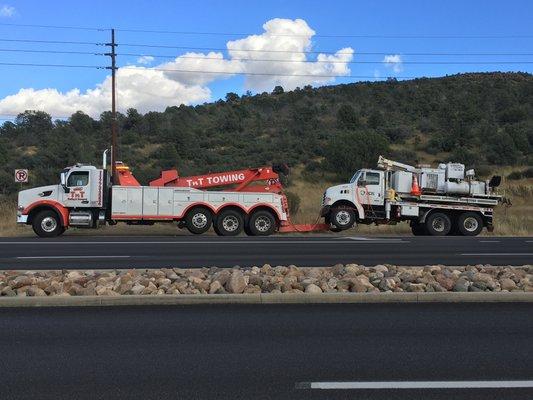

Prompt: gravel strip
[{"left": 1, "top": 264, "right": 532, "bottom": 297}]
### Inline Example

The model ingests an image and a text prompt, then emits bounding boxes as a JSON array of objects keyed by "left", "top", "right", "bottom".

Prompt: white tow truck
[
  {"left": 17, "top": 150, "right": 327, "bottom": 237},
  {"left": 321, "top": 156, "right": 506, "bottom": 236}
]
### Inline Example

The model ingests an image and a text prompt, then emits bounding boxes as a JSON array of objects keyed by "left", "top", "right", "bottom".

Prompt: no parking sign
[{"left": 14, "top": 169, "right": 28, "bottom": 183}]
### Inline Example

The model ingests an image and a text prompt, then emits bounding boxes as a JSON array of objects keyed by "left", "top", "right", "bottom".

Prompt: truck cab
[
  {"left": 321, "top": 168, "right": 385, "bottom": 230},
  {"left": 17, "top": 164, "right": 106, "bottom": 237}
]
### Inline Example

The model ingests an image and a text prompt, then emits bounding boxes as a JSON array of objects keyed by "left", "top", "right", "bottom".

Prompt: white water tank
[{"left": 444, "top": 181, "right": 470, "bottom": 195}]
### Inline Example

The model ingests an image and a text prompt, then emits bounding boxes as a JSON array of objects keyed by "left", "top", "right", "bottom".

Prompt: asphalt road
[
  {"left": 0, "top": 235, "right": 531, "bottom": 269},
  {"left": 0, "top": 303, "right": 532, "bottom": 400}
]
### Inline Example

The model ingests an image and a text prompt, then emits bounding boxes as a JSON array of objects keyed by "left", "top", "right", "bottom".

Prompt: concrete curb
[{"left": 1, "top": 292, "right": 532, "bottom": 307}]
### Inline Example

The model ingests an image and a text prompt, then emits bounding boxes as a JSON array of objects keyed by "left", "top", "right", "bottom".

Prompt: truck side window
[
  {"left": 67, "top": 171, "right": 89, "bottom": 187},
  {"left": 365, "top": 172, "right": 380, "bottom": 185}
]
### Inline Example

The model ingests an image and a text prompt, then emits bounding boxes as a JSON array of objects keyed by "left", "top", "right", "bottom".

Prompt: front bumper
[{"left": 17, "top": 214, "right": 28, "bottom": 224}]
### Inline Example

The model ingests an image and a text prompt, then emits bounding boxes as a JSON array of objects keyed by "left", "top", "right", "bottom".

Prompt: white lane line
[
  {"left": 297, "top": 380, "right": 533, "bottom": 390},
  {"left": 479, "top": 240, "right": 500, "bottom": 243},
  {"left": 0, "top": 240, "right": 406, "bottom": 245},
  {"left": 16, "top": 256, "right": 131, "bottom": 259},
  {"left": 337, "top": 237, "right": 406, "bottom": 242},
  {"left": 460, "top": 253, "right": 533, "bottom": 256}
]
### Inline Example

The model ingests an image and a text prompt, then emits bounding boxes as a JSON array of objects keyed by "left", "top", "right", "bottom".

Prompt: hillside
[{"left": 1, "top": 72, "right": 532, "bottom": 196}]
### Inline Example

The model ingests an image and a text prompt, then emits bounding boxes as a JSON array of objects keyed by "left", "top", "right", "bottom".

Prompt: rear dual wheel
[
  {"left": 214, "top": 209, "right": 244, "bottom": 236},
  {"left": 456, "top": 212, "right": 483, "bottom": 236},
  {"left": 214, "top": 209, "right": 277, "bottom": 236}
]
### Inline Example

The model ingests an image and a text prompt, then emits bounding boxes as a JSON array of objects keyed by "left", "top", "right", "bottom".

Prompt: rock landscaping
[{"left": 0, "top": 264, "right": 532, "bottom": 297}]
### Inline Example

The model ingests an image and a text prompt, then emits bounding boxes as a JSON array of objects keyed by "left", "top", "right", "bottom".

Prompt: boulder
[
  {"left": 453, "top": 277, "right": 470, "bottom": 292},
  {"left": 305, "top": 284, "right": 323, "bottom": 294},
  {"left": 226, "top": 270, "right": 246, "bottom": 294}
]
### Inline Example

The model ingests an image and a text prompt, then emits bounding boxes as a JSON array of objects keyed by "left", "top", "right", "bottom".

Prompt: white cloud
[
  {"left": 137, "top": 55, "right": 154, "bottom": 65},
  {"left": 0, "top": 4, "right": 15, "bottom": 17},
  {"left": 383, "top": 54, "right": 403, "bottom": 73},
  {"left": 0, "top": 18, "right": 354, "bottom": 117},
  {"left": 0, "top": 68, "right": 210, "bottom": 117},
  {"left": 226, "top": 18, "right": 353, "bottom": 91}
]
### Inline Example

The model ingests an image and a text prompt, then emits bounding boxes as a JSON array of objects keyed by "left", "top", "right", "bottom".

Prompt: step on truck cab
[
  {"left": 321, "top": 156, "right": 506, "bottom": 236},
  {"left": 18, "top": 150, "right": 327, "bottom": 237}
]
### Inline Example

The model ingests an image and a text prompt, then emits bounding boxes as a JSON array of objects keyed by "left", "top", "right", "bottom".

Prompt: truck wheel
[
  {"left": 410, "top": 222, "right": 428, "bottom": 236},
  {"left": 457, "top": 212, "right": 483, "bottom": 236},
  {"left": 185, "top": 207, "right": 212, "bottom": 234},
  {"left": 330, "top": 207, "right": 355, "bottom": 230},
  {"left": 32, "top": 210, "right": 64, "bottom": 238},
  {"left": 216, "top": 209, "right": 244, "bottom": 236},
  {"left": 248, "top": 210, "right": 276, "bottom": 236},
  {"left": 425, "top": 212, "right": 451, "bottom": 236}
]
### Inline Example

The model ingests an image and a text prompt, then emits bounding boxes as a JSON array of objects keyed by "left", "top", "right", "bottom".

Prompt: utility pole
[{"left": 105, "top": 29, "right": 118, "bottom": 183}]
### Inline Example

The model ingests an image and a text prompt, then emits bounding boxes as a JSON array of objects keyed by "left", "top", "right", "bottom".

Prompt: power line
[
  {"left": 117, "top": 52, "right": 533, "bottom": 65},
  {"left": 0, "top": 38, "right": 104, "bottom": 46},
  {"left": 1, "top": 48, "right": 532, "bottom": 64},
  {"left": 2, "top": 22, "right": 532, "bottom": 39},
  {"left": 0, "top": 22, "right": 108, "bottom": 32},
  {"left": 0, "top": 61, "right": 419, "bottom": 78},
  {"left": 0, "top": 48, "right": 105, "bottom": 56},
  {"left": 117, "top": 43, "right": 533, "bottom": 56},
  {"left": 0, "top": 62, "right": 105, "bottom": 69},
  {"left": 121, "top": 65, "right": 424, "bottom": 79}
]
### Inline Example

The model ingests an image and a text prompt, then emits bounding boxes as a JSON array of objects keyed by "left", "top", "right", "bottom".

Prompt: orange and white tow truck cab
[{"left": 17, "top": 150, "right": 327, "bottom": 237}]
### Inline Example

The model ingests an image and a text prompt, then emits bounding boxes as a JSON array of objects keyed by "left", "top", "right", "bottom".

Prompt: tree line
[{"left": 1, "top": 72, "right": 532, "bottom": 195}]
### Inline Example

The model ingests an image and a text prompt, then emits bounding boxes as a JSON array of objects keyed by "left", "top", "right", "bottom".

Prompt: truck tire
[
  {"left": 215, "top": 209, "right": 244, "bottom": 236},
  {"left": 248, "top": 210, "right": 276, "bottom": 236},
  {"left": 457, "top": 212, "right": 483, "bottom": 236},
  {"left": 425, "top": 212, "right": 451, "bottom": 236},
  {"left": 185, "top": 207, "right": 212, "bottom": 234},
  {"left": 330, "top": 207, "right": 356, "bottom": 230},
  {"left": 32, "top": 210, "right": 65, "bottom": 238},
  {"left": 410, "top": 222, "right": 428, "bottom": 236}
]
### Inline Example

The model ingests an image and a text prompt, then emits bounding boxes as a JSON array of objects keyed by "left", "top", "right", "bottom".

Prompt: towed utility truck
[
  {"left": 321, "top": 156, "right": 506, "bottom": 236},
  {"left": 17, "top": 150, "right": 327, "bottom": 237}
]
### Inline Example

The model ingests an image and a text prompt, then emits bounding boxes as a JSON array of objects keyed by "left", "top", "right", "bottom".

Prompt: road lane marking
[
  {"left": 479, "top": 240, "right": 500, "bottom": 243},
  {"left": 460, "top": 253, "right": 533, "bottom": 256},
  {"left": 16, "top": 256, "right": 131, "bottom": 259},
  {"left": 0, "top": 240, "right": 407, "bottom": 245},
  {"left": 296, "top": 380, "right": 533, "bottom": 390},
  {"left": 337, "top": 237, "right": 406, "bottom": 242}
]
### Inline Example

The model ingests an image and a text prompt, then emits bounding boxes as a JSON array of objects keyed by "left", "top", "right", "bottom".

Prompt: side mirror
[{"left": 60, "top": 172, "right": 70, "bottom": 193}]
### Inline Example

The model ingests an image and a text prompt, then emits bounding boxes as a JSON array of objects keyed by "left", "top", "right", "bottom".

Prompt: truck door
[
  {"left": 357, "top": 171, "right": 384, "bottom": 206},
  {"left": 63, "top": 170, "right": 92, "bottom": 208}
]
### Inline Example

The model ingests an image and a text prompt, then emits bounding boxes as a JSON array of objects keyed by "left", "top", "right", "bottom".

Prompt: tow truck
[
  {"left": 321, "top": 156, "right": 506, "bottom": 236},
  {"left": 17, "top": 150, "right": 327, "bottom": 237}
]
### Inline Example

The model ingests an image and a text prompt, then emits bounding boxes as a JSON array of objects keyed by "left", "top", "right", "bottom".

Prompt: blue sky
[{"left": 1, "top": 0, "right": 532, "bottom": 118}]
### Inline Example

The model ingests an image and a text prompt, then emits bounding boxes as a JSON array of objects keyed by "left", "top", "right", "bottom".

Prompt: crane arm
[{"left": 377, "top": 155, "right": 418, "bottom": 173}]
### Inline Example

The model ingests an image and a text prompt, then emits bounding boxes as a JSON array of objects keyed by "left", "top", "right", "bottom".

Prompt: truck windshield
[{"left": 349, "top": 171, "right": 362, "bottom": 184}]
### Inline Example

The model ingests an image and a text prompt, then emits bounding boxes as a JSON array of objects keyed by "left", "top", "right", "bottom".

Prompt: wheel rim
[
  {"left": 431, "top": 217, "right": 446, "bottom": 232},
  {"left": 254, "top": 216, "right": 271, "bottom": 232},
  {"left": 335, "top": 210, "right": 351, "bottom": 226},
  {"left": 41, "top": 217, "right": 57, "bottom": 233},
  {"left": 463, "top": 216, "right": 479, "bottom": 232},
  {"left": 191, "top": 213, "right": 208, "bottom": 229},
  {"left": 222, "top": 215, "right": 239, "bottom": 232}
]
